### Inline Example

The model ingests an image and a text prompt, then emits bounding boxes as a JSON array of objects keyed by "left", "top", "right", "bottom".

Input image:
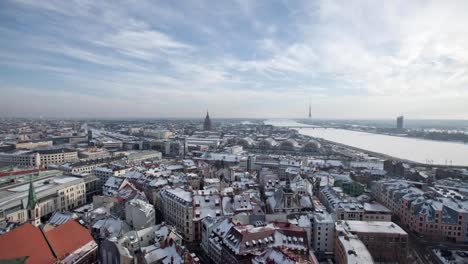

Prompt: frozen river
[{"left": 266, "top": 120, "right": 468, "bottom": 166}]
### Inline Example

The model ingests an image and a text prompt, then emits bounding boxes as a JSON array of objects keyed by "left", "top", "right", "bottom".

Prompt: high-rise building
[
  {"left": 308, "top": 98, "right": 312, "bottom": 118},
  {"left": 203, "top": 110, "right": 212, "bottom": 131},
  {"left": 396, "top": 116, "right": 404, "bottom": 129},
  {"left": 87, "top": 130, "right": 93, "bottom": 144}
]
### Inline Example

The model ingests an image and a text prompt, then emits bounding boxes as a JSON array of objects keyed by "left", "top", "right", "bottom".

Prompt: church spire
[
  {"left": 203, "top": 109, "right": 212, "bottom": 131},
  {"left": 27, "top": 175, "right": 36, "bottom": 209}
]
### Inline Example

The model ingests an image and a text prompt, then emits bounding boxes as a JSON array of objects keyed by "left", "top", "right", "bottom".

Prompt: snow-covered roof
[
  {"left": 142, "top": 243, "right": 183, "bottom": 264},
  {"left": 164, "top": 188, "right": 193, "bottom": 203}
]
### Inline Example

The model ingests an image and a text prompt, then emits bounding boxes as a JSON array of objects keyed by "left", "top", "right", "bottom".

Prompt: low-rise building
[
  {"left": 15, "top": 140, "right": 53, "bottom": 150},
  {"left": 0, "top": 175, "right": 87, "bottom": 224},
  {"left": 336, "top": 220, "right": 408, "bottom": 263}
]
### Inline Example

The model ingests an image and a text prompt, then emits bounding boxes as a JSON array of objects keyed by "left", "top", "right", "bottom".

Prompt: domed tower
[{"left": 203, "top": 110, "right": 212, "bottom": 131}]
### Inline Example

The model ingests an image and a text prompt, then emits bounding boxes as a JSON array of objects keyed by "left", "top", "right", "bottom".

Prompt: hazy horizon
[{"left": 1, "top": 0, "right": 468, "bottom": 119}]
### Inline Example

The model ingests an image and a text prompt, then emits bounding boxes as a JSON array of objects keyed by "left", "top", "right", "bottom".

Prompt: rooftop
[
  {"left": 0, "top": 223, "right": 56, "bottom": 264},
  {"left": 338, "top": 234, "right": 374, "bottom": 263},
  {"left": 340, "top": 220, "right": 407, "bottom": 235}
]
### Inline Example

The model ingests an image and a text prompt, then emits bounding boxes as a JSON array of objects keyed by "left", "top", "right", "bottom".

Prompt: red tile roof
[
  {"left": 45, "top": 220, "right": 95, "bottom": 260},
  {"left": 0, "top": 224, "right": 56, "bottom": 264}
]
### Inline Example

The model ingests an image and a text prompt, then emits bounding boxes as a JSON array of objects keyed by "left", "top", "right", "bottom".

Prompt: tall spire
[
  {"left": 27, "top": 175, "right": 37, "bottom": 209},
  {"left": 203, "top": 109, "right": 212, "bottom": 131},
  {"left": 308, "top": 98, "right": 312, "bottom": 118}
]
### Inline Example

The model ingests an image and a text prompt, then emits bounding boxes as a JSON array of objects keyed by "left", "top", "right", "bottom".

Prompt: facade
[
  {"left": 0, "top": 151, "right": 40, "bottom": 167},
  {"left": 0, "top": 149, "right": 79, "bottom": 168},
  {"left": 57, "top": 156, "right": 122, "bottom": 175},
  {"left": 125, "top": 198, "right": 155, "bottom": 230},
  {"left": 125, "top": 150, "right": 162, "bottom": 162},
  {"left": 320, "top": 187, "right": 391, "bottom": 222},
  {"left": 372, "top": 179, "right": 468, "bottom": 243},
  {"left": 158, "top": 188, "right": 221, "bottom": 242},
  {"left": 0, "top": 176, "right": 87, "bottom": 225},
  {"left": 334, "top": 229, "right": 374, "bottom": 264},
  {"left": 15, "top": 140, "right": 53, "bottom": 150},
  {"left": 143, "top": 129, "right": 173, "bottom": 139},
  {"left": 311, "top": 211, "right": 334, "bottom": 254},
  {"left": 222, "top": 222, "right": 309, "bottom": 264},
  {"left": 201, "top": 216, "right": 233, "bottom": 264},
  {"left": 397, "top": 115, "right": 404, "bottom": 129},
  {"left": 93, "top": 165, "right": 128, "bottom": 191},
  {"left": 336, "top": 220, "right": 408, "bottom": 263},
  {"left": 267, "top": 185, "right": 312, "bottom": 214}
]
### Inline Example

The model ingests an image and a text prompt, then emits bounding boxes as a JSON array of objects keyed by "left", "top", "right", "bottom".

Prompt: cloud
[
  {"left": 1, "top": 0, "right": 468, "bottom": 118},
  {"left": 95, "top": 29, "right": 193, "bottom": 60}
]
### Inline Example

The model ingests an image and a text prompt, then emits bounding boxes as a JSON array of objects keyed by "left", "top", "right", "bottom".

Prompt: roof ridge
[{"left": 39, "top": 225, "right": 59, "bottom": 262}]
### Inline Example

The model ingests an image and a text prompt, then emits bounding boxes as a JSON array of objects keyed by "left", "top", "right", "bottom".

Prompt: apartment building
[
  {"left": 15, "top": 140, "right": 53, "bottom": 150},
  {"left": 125, "top": 198, "right": 155, "bottom": 230},
  {"left": 320, "top": 187, "right": 392, "bottom": 221},
  {"left": 222, "top": 222, "right": 309, "bottom": 264},
  {"left": 36, "top": 149, "right": 79, "bottom": 166},
  {"left": 201, "top": 217, "right": 233, "bottom": 264},
  {"left": 334, "top": 230, "right": 374, "bottom": 264},
  {"left": 158, "top": 188, "right": 221, "bottom": 242},
  {"left": 372, "top": 179, "right": 468, "bottom": 243},
  {"left": 93, "top": 165, "right": 128, "bottom": 190},
  {"left": 0, "top": 148, "right": 78, "bottom": 168},
  {"left": 336, "top": 220, "right": 408, "bottom": 263},
  {"left": 311, "top": 211, "right": 335, "bottom": 254},
  {"left": 55, "top": 156, "right": 122, "bottom": 175}
]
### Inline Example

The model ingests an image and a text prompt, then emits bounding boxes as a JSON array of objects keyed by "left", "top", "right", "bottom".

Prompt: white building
[
  {"left": 143, "top": 130, "right": 173, "bottom": 139},
  {"left": 125, "top": 151, "right": 162, "bottom": 162},
  {"left": 125, "top": 198, "right": 155, "bottom": 230},
  {"left": 0, "top": 176, "right": 87, "bottom": 224},
  {"left": 312, "top": 211, "right": 335, "bottom": 254},
  {"left": 0, "top": 148, "right": 79, "bottom": 168}
]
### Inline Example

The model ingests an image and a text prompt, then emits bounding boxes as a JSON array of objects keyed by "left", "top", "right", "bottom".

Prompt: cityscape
[{"left": 1, "top": 1, "right": 468, "bottom": 264}]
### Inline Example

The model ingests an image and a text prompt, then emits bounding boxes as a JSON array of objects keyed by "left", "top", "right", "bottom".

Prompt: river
[{"left": 265, "top": 119, "right": 468, "bottom": 166}]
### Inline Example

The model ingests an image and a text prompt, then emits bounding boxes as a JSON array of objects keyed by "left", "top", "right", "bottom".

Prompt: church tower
[
  {"left": 27, "top": 175, "right": 41, "bottom": 227},
  {"left": 203, "top": 110, "right": 212, "bottom": 131}
]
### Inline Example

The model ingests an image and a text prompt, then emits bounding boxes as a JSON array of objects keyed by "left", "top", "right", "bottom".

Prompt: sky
[{"left": 0, "top": 0, "right": 468, "bottom": 119}]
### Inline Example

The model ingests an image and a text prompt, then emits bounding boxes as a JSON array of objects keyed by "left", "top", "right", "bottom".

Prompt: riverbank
[{"left": 266, "top": 120, "right": 468, "bottom": 166}]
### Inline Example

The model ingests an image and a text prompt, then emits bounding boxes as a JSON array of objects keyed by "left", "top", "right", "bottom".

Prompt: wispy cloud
[{"left": 1, "top": 0, "right": 468, "bottom": 118}]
